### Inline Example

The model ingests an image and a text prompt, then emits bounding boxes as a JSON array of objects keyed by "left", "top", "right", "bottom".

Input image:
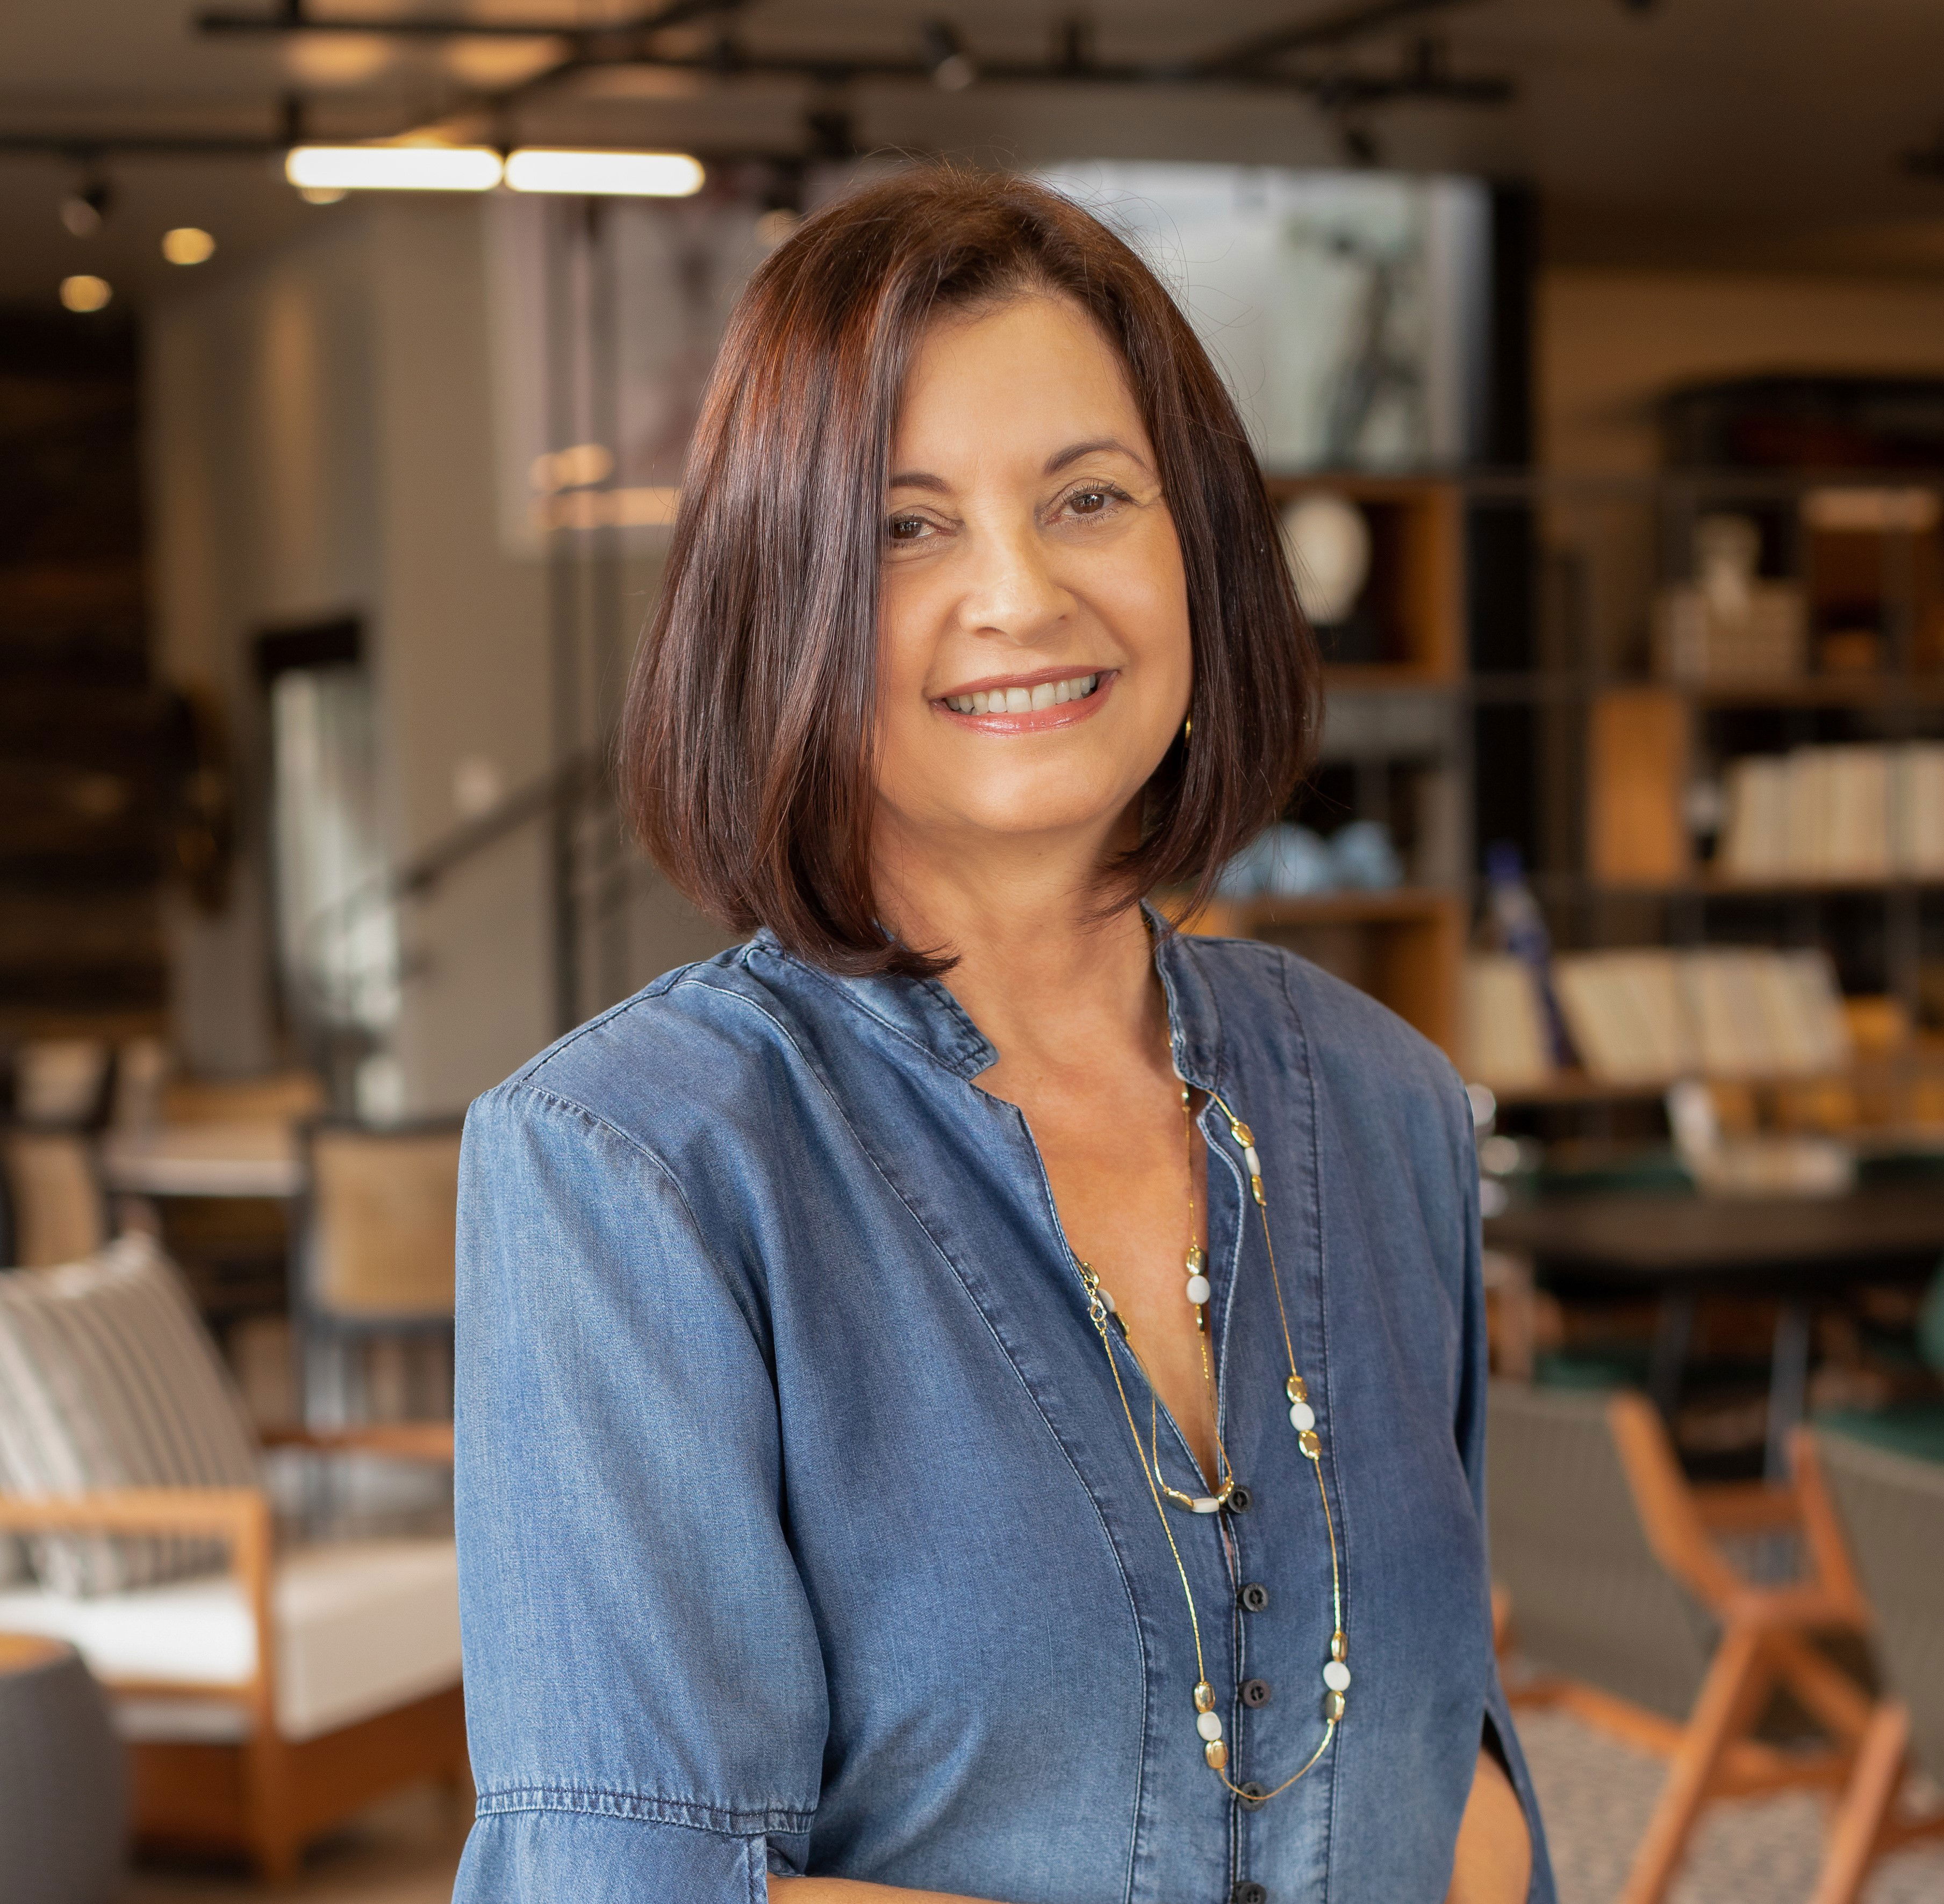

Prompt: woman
[{"left": 454, "top": 168, "right": 1548, "bottom": 1904}]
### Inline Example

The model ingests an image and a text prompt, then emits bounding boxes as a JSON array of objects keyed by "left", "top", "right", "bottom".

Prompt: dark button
[
  {"left": 1226, "top": 1484, "right": 1253, "bottom": 1513},
  {"left": 1242, "top": 1677, "right": 1273, "bottom": 1708},
  {"left": 1231, "top": 1883, "right": 1268, "bottom": 1904},
  {"left": 1239, "top": 1580, "right": 1271, "bottom": 1613},
  {"left": 1238, "top": 1781, "right": 1269, "bottom": 1810}
]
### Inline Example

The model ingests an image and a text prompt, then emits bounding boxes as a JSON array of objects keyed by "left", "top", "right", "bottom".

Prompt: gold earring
[{"left": 1183, "top": 715, "right": 1193, "bottom": 743}]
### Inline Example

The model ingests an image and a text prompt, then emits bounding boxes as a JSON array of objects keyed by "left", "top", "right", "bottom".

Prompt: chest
[{"left": 735, "top": 1057, "right": 1490, "bottom": 1903}]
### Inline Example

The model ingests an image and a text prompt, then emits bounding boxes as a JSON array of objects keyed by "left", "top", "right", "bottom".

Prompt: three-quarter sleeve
[{"left": 452, "top": 1079, "right": 828, "bottom": 1901}]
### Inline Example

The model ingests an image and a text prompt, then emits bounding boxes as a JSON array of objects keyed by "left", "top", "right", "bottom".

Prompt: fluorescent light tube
[
  {"left": 503, "top": 149, "right": 704, "bottom": 197},
  {"left": 285, "top": 145, "right": 504, "bottom": 193}
]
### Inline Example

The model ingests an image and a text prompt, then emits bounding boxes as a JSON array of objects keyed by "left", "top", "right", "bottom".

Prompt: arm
[
  {"left": 1446, "top": 1748, "right": 1532, "bottom": 1904},
  {"left": 453, "top": 1082, "right": 830, "bottom": 1900}
]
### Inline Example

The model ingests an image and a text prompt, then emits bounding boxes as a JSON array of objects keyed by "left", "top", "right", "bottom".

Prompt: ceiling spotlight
[
  {"left": 502, "top": 149, "right": 704, "bottom": 197},
  {"left": 1339, "top": 122, "right": 1383, "bottom": 168},
  {"left": 60, "top": 275, "right": 112, "bottom": 314},
  {"left": 922, "top": 21, "right": 978, "bottom": 92},
  {"left": 284, "top": 145, "right": 504, "bottom": 193},
  {"left": 161, "top": 227, "right": 217, "bottom": 267},
  {"left": 60, "top": 179, "right": 112, "bottom": 238},
  {"left": 298, "top": 186, "right": 348, "bottom": 206}
]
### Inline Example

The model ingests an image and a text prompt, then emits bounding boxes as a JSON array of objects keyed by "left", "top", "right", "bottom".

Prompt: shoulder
[
  {"left": 465, "top": 941, "right": 822, "bottom": 1168},
  {"left": 1179, "top": 930, "right": 1473, "bottom": 1170},
  {"left": 1181, "top": 930, "right": 1461, "bottom": 1100}
]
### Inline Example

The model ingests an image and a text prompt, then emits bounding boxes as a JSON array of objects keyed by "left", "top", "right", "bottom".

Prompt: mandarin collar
[{"left": 748, "top": 906, "right": 1228, "bottom": 1097}]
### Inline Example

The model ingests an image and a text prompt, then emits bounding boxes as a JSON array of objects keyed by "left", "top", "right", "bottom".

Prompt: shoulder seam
[{"left": 492, "top": 1078, "right": 766, "bottom": 1344}]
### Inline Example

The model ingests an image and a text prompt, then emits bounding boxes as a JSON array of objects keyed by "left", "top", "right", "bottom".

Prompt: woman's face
[{"left": 872, "top": 293, "right": 1192, "bottom": 866}]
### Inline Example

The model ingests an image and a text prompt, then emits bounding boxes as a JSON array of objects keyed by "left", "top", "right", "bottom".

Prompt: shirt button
[
  {"left": 1226, "top": 1484, "right": 1253, "bottom": 1513},
  {"left": 1242, "top": 1678, "right": 1273, "bottom": 1708},
  {"left": 1231, "top": 1883, "right": 1268, "bottom": 1904},
  {"left": 1238, "top": 1780, "right": 1269, "bottom": 1810},
  {"left": 1239, "top": 1581, "right": 1271, "bottom": 1613}
]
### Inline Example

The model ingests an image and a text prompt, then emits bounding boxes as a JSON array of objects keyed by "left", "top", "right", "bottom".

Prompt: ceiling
[{"left": 5, "top": 0, "right": 1944, "bottom": 312}]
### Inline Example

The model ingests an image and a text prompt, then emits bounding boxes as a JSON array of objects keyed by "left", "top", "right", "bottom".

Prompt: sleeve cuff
[{"left": 456, "top": 1805, "right": 776, "bottom": 1902}]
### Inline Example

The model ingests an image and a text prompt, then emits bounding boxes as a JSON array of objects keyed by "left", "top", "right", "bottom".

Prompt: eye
[
  {"left": 1057, "top": 482, "right": 1132, "bottom": 522},
  {"left": 884, "top": 512, "right": 932, "bottom": 544}
]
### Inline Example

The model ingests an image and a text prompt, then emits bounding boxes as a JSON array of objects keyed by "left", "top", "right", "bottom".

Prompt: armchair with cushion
[{"left": 0, "top": 1236, "right": 465, "bottom": 1881}]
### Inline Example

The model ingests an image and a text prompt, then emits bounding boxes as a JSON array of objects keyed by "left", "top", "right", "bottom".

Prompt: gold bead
[
  {"left": 1250, "top": 1176, "right": 1266, "bottom": 1206},
  {"left": 1331, "top": 1630, "right": 1347, "bottom": 1663},
  {"left": 1204, "top": 1738, "right": 1229, "bottom": 1770},
  {"left": 1325, "top": 1690, "right": 1346, "bottom": 1723},
  {"left": 1286, "top": 1374, "right": 1308, "bottom": 1404},
  {"left": 1297, "top": 1428, "right": 1321, "bottom": 1459},
  {"left": 1230, "top": 1120, "right": 1254, "bottom": 1147},
  {"left": 1193, "top": 1680, "right": 1216, "bottom": 1713},
  {"left": 1186, "top": 1244, "right": 1207, "bottom": 1274}
]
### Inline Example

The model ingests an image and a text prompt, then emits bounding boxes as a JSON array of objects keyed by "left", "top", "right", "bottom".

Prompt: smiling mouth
[{"left": 938, "top": 672, "right": 1103, "bottom": 717}]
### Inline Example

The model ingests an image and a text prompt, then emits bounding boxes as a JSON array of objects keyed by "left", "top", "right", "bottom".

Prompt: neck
[{"left": 872, "top": 811, "right": 1170, "bottom": 1081}]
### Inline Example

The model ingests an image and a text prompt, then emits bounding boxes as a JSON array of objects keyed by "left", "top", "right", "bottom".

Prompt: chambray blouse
[{"left": 452, "top": 923, "right": 1555, "bottom": 1904}]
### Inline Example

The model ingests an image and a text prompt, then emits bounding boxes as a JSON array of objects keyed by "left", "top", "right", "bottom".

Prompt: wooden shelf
[
  {"left": 1202, "top": 889, "right": 1461, "bottom": 929},
  {"left": 1688, "top": 676, "right": 1944, "bottom": 707},
  {"left": 1268, "top": 476, "right": 1461, "bottom": 679},
  {"left": 1484, "top": 1053, "right": 1944, "bottom": 1109},
  {"left": 1323, "top": 664, "right": 1460, "bottom": 694},
  {"left": 1595, "top": 876, "right": 1944, "bottom": 898}
]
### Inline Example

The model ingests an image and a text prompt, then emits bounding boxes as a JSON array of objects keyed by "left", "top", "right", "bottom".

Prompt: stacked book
[
  {"left": 1718, "top": 743, "right": 1944, "bottom": 881},
  {"left": 1550, "top": 947, "right": 1850, "bottom": 1084}
]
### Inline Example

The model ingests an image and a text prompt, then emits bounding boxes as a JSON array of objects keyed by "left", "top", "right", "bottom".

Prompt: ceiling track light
[
  {"left": 283, "top": 143, "right": 705, "bottom": 196},
  {"left": 921, "top": 21, "right": 978, "bottom": 92},
  {"left": 60, "top": 174, "right": 112, "bottom": 238}
]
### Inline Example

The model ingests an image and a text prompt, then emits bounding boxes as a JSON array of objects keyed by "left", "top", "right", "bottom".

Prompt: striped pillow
[{"left": 0, "top": 1233, "right": 259, "bottom": 1596}]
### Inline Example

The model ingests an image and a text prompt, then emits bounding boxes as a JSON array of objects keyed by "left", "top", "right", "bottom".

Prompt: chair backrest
[
  {"left": 1812, "top": 1429, "right": 1944, "bottom": 1780},
  {"left": 11, "top": 1041, "right": 112, "bottom": 1129},
  {"left": 303, "top": 1122, "right": 461, "bottom": 1322},
  {"left": 1487, "top": 1382, "right": 1717, "bottom": 1720},
  {"left": 160, "top": 1070, "right": 326, "bottom": 1127},
  {"left": 0, "top": 1132, "right": 109, "bottom": 1270}
]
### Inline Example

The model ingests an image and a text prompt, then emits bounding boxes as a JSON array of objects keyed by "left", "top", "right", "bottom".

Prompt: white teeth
[{"left": 944, "top": 673, "right": 1101, "bottom": 716}]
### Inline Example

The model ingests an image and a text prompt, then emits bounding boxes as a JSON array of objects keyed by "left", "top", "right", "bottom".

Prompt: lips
[{"left": 931, "top": 667, "right": 1116, "bottom": 732}]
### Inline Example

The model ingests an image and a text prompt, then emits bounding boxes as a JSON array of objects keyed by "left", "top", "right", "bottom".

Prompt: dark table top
[{"left": 1483, "top": 1185, "right": 1944, "bottom": 1292}]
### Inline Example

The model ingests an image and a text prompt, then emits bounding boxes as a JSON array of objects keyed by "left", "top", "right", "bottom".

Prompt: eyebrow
[{"left": 887, "top": 437, "right": 1149, "bottom": 492}]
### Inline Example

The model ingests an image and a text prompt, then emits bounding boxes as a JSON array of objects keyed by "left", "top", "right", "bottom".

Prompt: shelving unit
[
  {"left": 1179, "top": 477, "right": 1469, "bottom": 1053},
  {"left": 1180, "top": 466, "right": 1944, "bottom": 1117}
]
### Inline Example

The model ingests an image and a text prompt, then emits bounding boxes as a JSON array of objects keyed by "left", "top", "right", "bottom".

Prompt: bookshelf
[
  {"left": 1175, "top": 477, "right": 1469, "bottom": 1054},
  {"left": 1180, "top": 468, "right": 1944, "bottom": 1143}
]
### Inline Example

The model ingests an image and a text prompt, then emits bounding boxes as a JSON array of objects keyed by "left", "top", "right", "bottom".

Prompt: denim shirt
[{"left": 453, "top": 923, "right": 1555, "bottom": 1904}]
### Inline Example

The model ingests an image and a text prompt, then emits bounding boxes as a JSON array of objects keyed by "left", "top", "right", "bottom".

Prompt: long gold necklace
[{"left": 1077, "top": 1085, "right": 1346, "bottom": 1800}]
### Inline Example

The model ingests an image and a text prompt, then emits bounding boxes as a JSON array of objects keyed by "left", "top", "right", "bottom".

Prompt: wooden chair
[
  {"left": 1794, "top": 1428, "right": 1944, "bottom": 1904},
  {"left": 0, "top": 1129, "right": 110, "bottom": 1269},
  {"left": 297, "top": 1120, "right": 461, "bottom": 1423},
  {"left": 0, "top": 1422, "right": 465, "bottom": 1883},
  {"left": 159, "top": 1070, "right": 326, "bottom": 1127},
  {"left": 1488, "top": 1382, "right": 1874, "bottom": 1904}
]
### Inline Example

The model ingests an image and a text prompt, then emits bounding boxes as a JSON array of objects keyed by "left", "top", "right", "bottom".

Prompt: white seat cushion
[{"left": 0, "top": 1537, "right": 460, "bottom": 1743}]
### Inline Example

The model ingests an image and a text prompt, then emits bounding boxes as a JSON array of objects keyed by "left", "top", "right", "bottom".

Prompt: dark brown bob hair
[{"left": 620, "top": 164, "right": 1319, "bottom": 977}]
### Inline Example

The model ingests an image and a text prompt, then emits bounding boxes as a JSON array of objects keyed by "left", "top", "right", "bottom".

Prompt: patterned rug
[{"left": 1518, "top": 1707, "right": 1944, "bottom": 1903}]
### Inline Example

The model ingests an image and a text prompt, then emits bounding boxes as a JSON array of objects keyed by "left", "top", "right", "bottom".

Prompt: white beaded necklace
[{"left": 1078, "top": 1084, "right": 1345, "bottom": 1800}]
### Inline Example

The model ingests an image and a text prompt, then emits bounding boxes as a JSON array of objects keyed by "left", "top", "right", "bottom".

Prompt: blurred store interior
[{"left": 3, "top": 3, "right": 1944, "bottom": 1900}]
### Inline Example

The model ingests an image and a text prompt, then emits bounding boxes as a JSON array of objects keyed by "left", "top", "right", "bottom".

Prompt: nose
[{"left": 955, "top": 517, "right": 1073, "bottom": 646}]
